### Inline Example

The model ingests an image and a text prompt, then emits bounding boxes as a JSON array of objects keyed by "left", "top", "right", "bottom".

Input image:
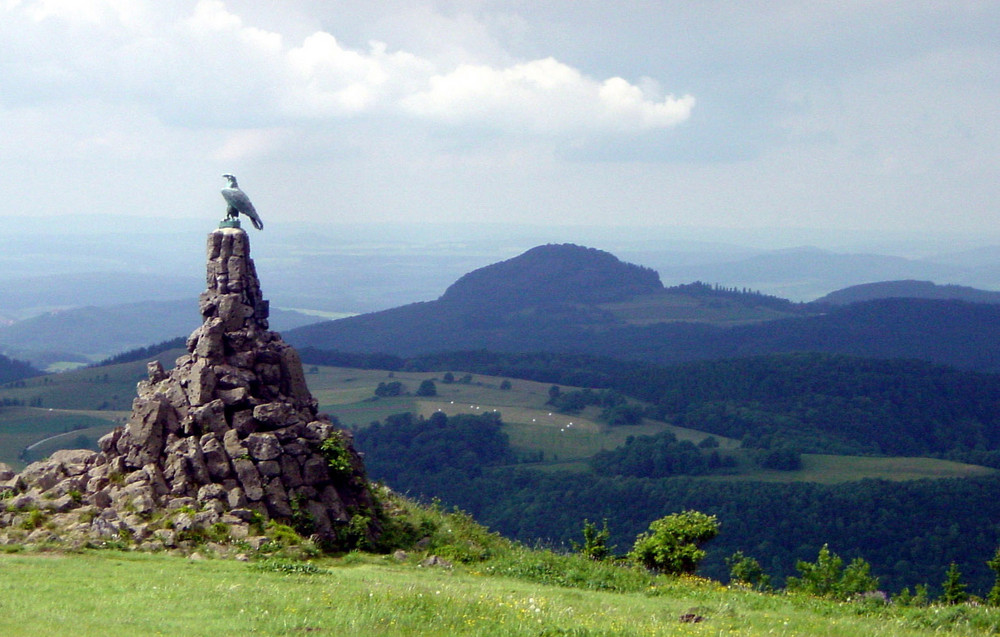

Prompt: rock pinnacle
[{"left": 0, "top": 227, "right": 380, "bottom": 552}]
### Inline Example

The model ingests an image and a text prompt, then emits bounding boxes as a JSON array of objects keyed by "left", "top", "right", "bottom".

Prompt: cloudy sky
[{"left": 2, "top": 0, "right": 998, "bottom": 245}]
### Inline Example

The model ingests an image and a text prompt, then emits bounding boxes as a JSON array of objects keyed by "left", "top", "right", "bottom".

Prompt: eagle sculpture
[{"left": 221, "top": 174, "right": 264, "bottom": 230}]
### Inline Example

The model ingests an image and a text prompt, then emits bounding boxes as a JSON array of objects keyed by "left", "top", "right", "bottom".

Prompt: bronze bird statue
[{"left": 221, "top": 174, "right": 264, "bottom": 230}]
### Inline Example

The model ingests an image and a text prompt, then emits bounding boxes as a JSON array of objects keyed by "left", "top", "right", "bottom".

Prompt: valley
[{"left": 3, "top": 359, "right": 991, "bottom": 487}]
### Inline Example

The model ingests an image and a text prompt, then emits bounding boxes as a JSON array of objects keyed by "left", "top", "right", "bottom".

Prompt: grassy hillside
[
  {"left": 0, "top": 353, "right": 178, "bottom": 469},
  {"left": 2, "top": 488, "right": 999, "bottom": 637},
  {"left": 2, "top": 544, "right": 999, "bottom": 636},
  {"left": 0, "top": 407, "right": 123, "bottom": 467}
]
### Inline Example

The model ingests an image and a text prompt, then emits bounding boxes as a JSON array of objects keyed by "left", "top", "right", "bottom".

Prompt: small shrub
[
  {"left": 628, "top": 510, "right": 719, "bottom": 575},
  {"left": 894, "top": 584, "right": 930, "bottom": 607},
  {"left": 319, "top": 431, "right": 354, "bottom": 477},
  {"left": 572, "top": 519, "right": 612, "bottom": 561},
  {"left": 289, "top": 494, "right": 315, "bottom": 537},
  {"left": 207, "top": 522, "right": 230, "bottom": 543},
  {"left": 264, "top": 521, "right": 302, "bottom": 547},
  {"left": 786, "top": 544, "right": 879, "bottom": 600},
  {"left": 19, "top": 508, "right": 46, "bottom": 531},
  {"left": 726, "top": 551, "right": 770, "bottom": 590},
  {"left": 484, "top": 548, "right": 653, "bottom": 593},
  {"left": 249, "top": 510, "right": 266, "bottom": 536}
]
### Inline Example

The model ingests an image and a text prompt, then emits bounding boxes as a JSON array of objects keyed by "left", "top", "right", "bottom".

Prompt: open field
[
  {"left": 598, "top": 289, "right": 801, "bottom": 326},
  {"left": 0, "top": 352, "right": 164, "bottom": 412},
  {"left": 1, "top": 549, "right": 999, "bottom": 637},
  {"left": 1, "top": 362, "right": 994, "bottom": 483},
  {"left": 0, "top": 407, "right": 124, "bottom": 467},
  {"left": 696, "top": 454, "right": 998, "bottom": 484}
]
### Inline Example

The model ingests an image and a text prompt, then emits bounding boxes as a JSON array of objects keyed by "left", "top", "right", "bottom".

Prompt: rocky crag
[{"left": 0, "top": 227, "right": 380, "bottom": 552}]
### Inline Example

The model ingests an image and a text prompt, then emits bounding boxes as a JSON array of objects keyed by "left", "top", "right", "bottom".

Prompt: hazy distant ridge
[
  {"left": 814, "top": 279, "right": 1000, "bottom": 305},
  {"left": 287, "top": 245, "right": 1000, "bottom": 373}
]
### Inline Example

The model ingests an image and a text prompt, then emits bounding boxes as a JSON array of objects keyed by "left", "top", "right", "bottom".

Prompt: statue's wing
[
  {"left": 244, "top": 206, "right": 264, "bottom": 230},
  {"left": 222, "top": 187, "right": 263, "bottom": 230}
]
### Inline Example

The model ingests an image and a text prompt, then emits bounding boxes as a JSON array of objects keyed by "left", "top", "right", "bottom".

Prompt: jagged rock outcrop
[{"left": 0, "top": 227, "right": 379, "bottom": 552}]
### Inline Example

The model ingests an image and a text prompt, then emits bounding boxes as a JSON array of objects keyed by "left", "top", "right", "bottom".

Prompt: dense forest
[
  {"left": 0, "top": 352, "right": 40, "bottom": 384},
  {"left": 351, "top": 409, "right": 1000, "bottom": 596},
  {"left": 617, "top": 353, "right": 1000, "bottom": 461}
]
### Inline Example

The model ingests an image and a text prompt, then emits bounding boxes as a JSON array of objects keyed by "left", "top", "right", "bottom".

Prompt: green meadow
[{"left": 1, "top": 547, "right": 999, "bottom": 637}]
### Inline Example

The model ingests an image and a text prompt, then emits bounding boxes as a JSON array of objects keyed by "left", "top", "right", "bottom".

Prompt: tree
[
  {"left": 628, "top": 510, "right": 719, "bottom": 574},
  {"left": 572, "top": 519, "right": 613, "bottom": 561},
  {"left": 757, "top": 448, "right": 802, "bottom": 471},
  {"left": 500, "top": 379, "right": 512, "bottom": 391},
  {"left": 894, "top": 584, "right": 929, "bottom": 607},
  {"left": 416, "top": 379, "right": 437, "bottom": 397},
  {"left": 941, "top": 562, "right": 968, "bottom": 605},
  {"left": 600, "top": 403, "right": 645, "bottom": 426},
  {"left": 374, "top": 381, "right": 405, "bottom": 397},
  {"left": 987, "top": 548, "right": 1000, "bottom": 606},
  {"left": 785, "top": 544, "right": 879, "bottom": 600},
  {"left": 442, "top": 372, "right": 455, "bottom": 384},
  {"left": 727, "top": 551, "right": 770, "bottom": 590}
]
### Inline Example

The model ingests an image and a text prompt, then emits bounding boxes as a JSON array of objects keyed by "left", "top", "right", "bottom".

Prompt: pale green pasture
[
  {"left": 0, "top": 550, "right": 995, "bottom": 637},
  {"left": 0, "top": 407, "right": 123, "bottom": 469},
  {"left": 598, "top": 291, "right": 797, "bottom": 326},
  {"left": 697, "top": 454, "right": 998, "bottom": 484}
]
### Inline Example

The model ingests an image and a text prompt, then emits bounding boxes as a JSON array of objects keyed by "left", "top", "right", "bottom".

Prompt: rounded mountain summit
[
  {"left": 440, "top": 244, "right": 662, "bottom": 308},
  {"left": 286, "top": 244, "right": 664, "bottom": 356}
]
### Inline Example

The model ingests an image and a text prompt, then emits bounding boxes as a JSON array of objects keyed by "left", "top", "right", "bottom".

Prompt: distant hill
[
  {"left": 577, "top": 298, "right": 1000, "bottom": 372},
  {"left": 654, "top": 247, "right": 966, "bottom": 301},
  {"left": 814, "top": 280, "right": 1000, "bottom": 305},
  {"left": 286, "top": 243, "right": 1000, "bottom": 372},
  {"left": 286, "top": 244, "right": 811, "bottom": 356},
  {"left": 0, "top": 299, "right": 321, "bottom": 368},
  {"left": 291, "top": 278, "right": 1000, "bottom": 374},
  {"left": 440, "top": 243, "right": 662, "bottom": 307}
]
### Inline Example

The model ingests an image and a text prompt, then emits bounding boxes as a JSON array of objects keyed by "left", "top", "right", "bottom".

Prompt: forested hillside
[
  {"left": 320, "top": 348, "right": 1000, "bottom": 595},
  {"left": 0, "top": 353, "right": 39, "bottom": 384},
  {"left": 352, "top": 408, "right": 1000, "bottom": 596},
  {"left": 291, "top": 291, "right": 1000, "bottom": 373},
  {"left": 311, "top": 348, "right": 1000, "bottom": 463}
]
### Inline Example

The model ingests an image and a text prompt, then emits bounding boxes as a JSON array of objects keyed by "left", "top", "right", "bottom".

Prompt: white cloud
[
  {"left": 0, "top": 0, "right": 694, "bottom": 138},
  {"left": 401, "top": 57, "right": 694, "bottom": 134}
]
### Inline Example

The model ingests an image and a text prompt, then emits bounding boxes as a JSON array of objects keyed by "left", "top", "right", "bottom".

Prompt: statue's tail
[{"left": 252, "top": 216, "right": 264, "bottom": 230}]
